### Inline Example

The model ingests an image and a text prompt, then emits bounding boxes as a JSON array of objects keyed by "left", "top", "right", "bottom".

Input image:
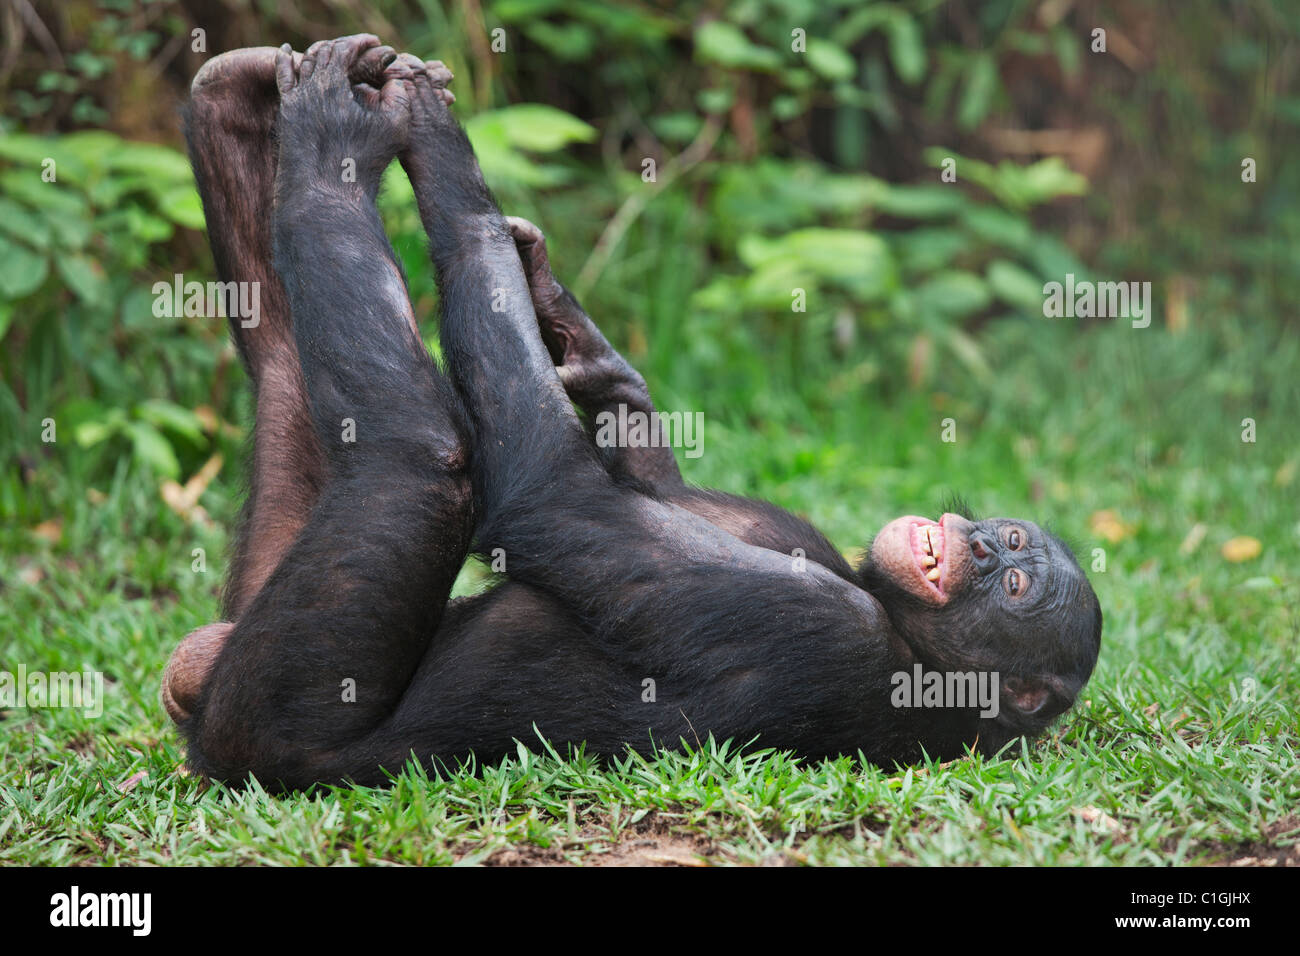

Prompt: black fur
[{"left": 177, "top": 39, "right": 1102, "bottom": 790}]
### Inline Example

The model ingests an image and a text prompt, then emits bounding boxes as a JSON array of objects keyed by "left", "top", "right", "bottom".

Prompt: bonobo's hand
[
  {"left": 507, "top": 216, "right": 650, "bottom": 411},
  {"left": 273, "top": 35, "right": 412, "bottom": 193}
]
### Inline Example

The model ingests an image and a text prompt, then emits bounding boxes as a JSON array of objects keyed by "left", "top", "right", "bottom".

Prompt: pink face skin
[{"left": 868, "top": 513, "right": 976, "bottom": 606}]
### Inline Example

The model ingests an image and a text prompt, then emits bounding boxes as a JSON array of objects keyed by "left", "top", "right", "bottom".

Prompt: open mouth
[{"left": 910, "top": 519, "right": 946, "bottom": 596}]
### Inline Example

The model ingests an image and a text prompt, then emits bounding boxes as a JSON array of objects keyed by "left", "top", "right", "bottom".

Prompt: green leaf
[
  {"left": 75, "top": 420, "right": 119, "bottom": 447},
  {"left": 523, "top": 21, "right": 597, "bottom": 61},
  {"left": 0, "top": 235, "right": 49, "bottom": 299},
  {"left": 123, "top": 206, "right": 174, "bottom": 243},
  {"left": 913, "top": 271, "right": 990, "bottom": 317},
  {"left": 471, "top": 104, "right": 598, "bottom": 153},
  {"left": 957, "top": 53, "right": 998, "bottom": 130},
  {"left": 134, "top": 399, "right": 206, "bottom": 443},
  {"left": 944, "top": 327, "right": 993, "bottom": 384},
  {"left": 986, "top": 259, "right": 1045, "bottom": 312},
  {"left": 890, "top": 227, "right": 969, "bottom": 275},
  {"left": 885, "top": 14, "right": 926, "bottom": 84},
  {"left": 650, "top": 112, "right": 705, "bottom": 144},
  {"left": 738, "top": 228, "right": 896, "bottom": 300},
  {"left": 694, "top": 21, "right": 782, "bottom": 72},
  {"left": 56, "top": 254, "right": 109, "bottom": 306},
  {"left": 125, "top": 421, "right": 180, "bottom": 478},
  {"left": 158, "top": 186, "right": 206, "bottom": 229},
  {"left": 72, "top": 406, "right": 127, "bottom": 448},
  {"left": 962, "top": 206, "right": 1033, "bottom": 251},
  {"left": 806, "top": 41, "right": 856, "bottom": 83},
  {"left": 100, "top": 141, "right": 194, "bottom": 184},
  {"left": 697, "top": 87, "right": 734, "bottom": 114},
  {"left": 874, "top": 184, "right": 967, "bottom": 219},
  {"left": 0, "top": 197, "right": 52, "bottom": 249},
  {"left": 0, "top": 132, "right": 59, "bottom": 165}
]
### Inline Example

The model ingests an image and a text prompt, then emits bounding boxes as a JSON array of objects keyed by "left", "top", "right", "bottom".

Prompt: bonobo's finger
[
  {"left": 275, "top": 43, "right": 296, "bottom": 94},
  {"left": 384, "top": 52, "right": 425, "bottom": 83},
  {"left": 379, "top": 74, "right": 413, "bottom": 113},
  {"left": 507, "top": 215, "right": 546, "bottom": 249},
  {"left": 331, "top": 33, "right": 382, "bottom": 76},
  {"left": 300, "top": 40, "right": 328, "bottom": 82},
  {"left": 424, "top": 60, "right": 454, "bottom": 86},
  {"left": 424, "top": 60, "right": 456, "bottom": 103},
  {"left": 353, "top": 44, "right": 396, "bottom": 87},
  {"left": 507, "top": 216, "right": 560, "bottom": 295}
]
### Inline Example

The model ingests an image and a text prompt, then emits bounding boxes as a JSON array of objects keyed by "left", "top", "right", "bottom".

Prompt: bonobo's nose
[{"left": 966, "top": 530, "right": 1000, "bottom": 574}]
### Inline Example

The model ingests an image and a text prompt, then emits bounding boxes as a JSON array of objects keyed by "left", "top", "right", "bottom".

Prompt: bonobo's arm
[
  {"left": 508, "top": 218, "right": 856, "bottom": 581},
  {"left": 508, "top": 217, "right": 684, "bottom": 491}
]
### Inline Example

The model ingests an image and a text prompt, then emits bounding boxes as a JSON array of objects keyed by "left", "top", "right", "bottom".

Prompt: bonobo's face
[{"left": 859, "top": 512, "right": 1102, "bottom": 731}]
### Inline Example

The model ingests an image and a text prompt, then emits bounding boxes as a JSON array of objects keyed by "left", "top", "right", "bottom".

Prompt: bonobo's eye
[
  {"left": 1004, "top": 568, "right": 1030, "bottom": 598},
  {"left": 1004, "top": 526, "right": 1026, "bottom": 551}
]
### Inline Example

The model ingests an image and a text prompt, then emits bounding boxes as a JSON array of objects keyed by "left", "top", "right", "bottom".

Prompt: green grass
[{"left": 1, "top": 313, "right": 1297, "bottom": 866}]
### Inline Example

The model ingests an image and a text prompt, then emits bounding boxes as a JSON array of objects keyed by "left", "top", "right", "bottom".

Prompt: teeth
[
  {"left": 922, "top": 555, "right": 936, "bottom": 568},
  {"left": 926, "top": 567, "right": 941, "bottom": 582}
]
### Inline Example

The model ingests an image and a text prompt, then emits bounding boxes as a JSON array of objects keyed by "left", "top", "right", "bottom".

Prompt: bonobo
[{"left": 164, "top": 36, "right": 1102, "bottom": 790}]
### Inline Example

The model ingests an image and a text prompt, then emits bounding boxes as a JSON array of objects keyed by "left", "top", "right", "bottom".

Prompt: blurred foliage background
[{"left": 0, "top": 0, "right": 1295, "bottom": 556}]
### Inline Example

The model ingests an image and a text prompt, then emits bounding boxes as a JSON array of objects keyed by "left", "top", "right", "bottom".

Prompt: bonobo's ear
[{"left": 1001, "top": 675, "right": 1063, "bottom": 720}]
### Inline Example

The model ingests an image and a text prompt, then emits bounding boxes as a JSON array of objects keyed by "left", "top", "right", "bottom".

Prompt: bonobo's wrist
[
  {"left": 419, "top": 208, "right": 514, "bottom": 253},
  {"left": 574, "top": 368, "right": 652, "bottom": 415}
]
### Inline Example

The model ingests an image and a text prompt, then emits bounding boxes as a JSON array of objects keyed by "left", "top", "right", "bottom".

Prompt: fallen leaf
[
  {"left": 1089, "top": 509, "right": 1134, "bottom": 543},
  {"left": 1221, "top": 536, "right": 1261, "bottom": 562},
  {"left": 31, "top": 519, "right": 62, "bottom": 544},
  {"left": 1073, "top": 806, "right": 1123, "bottom": 834},
  {"left": 161, "top": 453, "right": 223, "bottom": 525},
  {"left": 117, "top": 771, "right": 148, "bottom": 793},
  {"left": 1179, "top": 523, "right": 1207, "bottom": 554}
]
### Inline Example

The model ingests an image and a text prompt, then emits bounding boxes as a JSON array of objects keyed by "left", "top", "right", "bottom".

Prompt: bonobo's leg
[
  {"left": 167, "top": 43, "right": 403, "bottom": 723},
  {"left": 183, "top": 44, "right": 396, "bottom": 619},
  {"left": 506, "top": 216, "right": 855, "bottom": 580},
  {"left": 184, "top": 48, "right": 320, "bottom": 619},
  {"left": 182, "top": 37, "right": 472, "bottom": 787}
]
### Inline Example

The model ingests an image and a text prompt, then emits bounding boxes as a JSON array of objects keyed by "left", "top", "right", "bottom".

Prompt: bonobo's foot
[
  {"left": 190, "top": 43, "right": 396, "bottom": 139},
  {"left": 188, "top": 42, "right": 403, "bottom": 216},
  {"left": 186, "top": 48, "right": 291, "bottom": 233},
  {"left": 507, "top": 216, "right": 648, "bottom": 409},
  {"left": 162, "top": 622, "right": 232, "bottom": 724},
  {"left": 273, "top": 35, "right": 413, "bottom": 194},
  {"left": 390, "top": 53, "right": 456, "bottom": 180},
  {"left": 190, "top": 47, "right": 294, "bottom": 136}
]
